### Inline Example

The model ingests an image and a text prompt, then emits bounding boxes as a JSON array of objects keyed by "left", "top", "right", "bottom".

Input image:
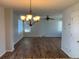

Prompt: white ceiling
[{"left": 0, "top": 0, "right": 79, "bottom": 15}]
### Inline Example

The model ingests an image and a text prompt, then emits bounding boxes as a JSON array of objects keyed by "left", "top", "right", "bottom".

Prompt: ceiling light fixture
[{"left": 20, "top": 0, "right": 40, "bottom": 26}]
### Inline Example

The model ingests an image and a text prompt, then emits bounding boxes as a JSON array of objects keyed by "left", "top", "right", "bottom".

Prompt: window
[
  {"left": 24, "top": 22, "right": 31, "bottom": 32},
  {"left": 58, "top": 20, "right": 62, "bottom": 32},
  {"left": 18, "top": 19, "right": 23, "bottom": 33}
]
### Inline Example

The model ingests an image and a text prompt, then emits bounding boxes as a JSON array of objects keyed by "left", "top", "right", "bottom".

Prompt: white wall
[
  {"left": 0, "top": 8, "right": 15, "bottom": 57},
  {"left": 62, "top": 3, "right": 79, "bottom": 58},
  {"left": 0, "top": 7, "right": 6, "bottom": 57},
  {"left": 0, "top": 8, "right": 23, "bottom": 57},
  {"left": 24, "top": 16, "right": 62, "bottom": 37},
  {"left": 4, "top": 8, "right": 14, "bottom": 52},
  {"left": 13, "top": 13, "right": 23, "bottom": 44}
]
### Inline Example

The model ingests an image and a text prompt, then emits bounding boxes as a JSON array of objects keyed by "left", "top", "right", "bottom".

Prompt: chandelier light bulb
[
  {"left": 26, "top": 14, "right": 32, "bottom": 21},
  {"left": 20, "top": 16, "right": 26, "bottom": 21},
  {"left": 33, "top": 16, "right": 40, "bottom": 22}
]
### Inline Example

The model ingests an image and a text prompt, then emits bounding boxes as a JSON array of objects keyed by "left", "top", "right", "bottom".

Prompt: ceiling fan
[{"left": 41, "top": 15, "right": 55, "bottom": 21}]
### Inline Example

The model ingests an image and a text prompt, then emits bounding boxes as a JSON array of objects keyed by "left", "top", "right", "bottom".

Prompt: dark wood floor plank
[{"left": 0, "top": 37, "right": 69, "bottom": 59}]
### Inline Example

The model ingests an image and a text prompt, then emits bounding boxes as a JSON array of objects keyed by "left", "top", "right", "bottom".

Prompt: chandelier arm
[
  {"left": 32, "top": 21, "right": 39, "bottom": 26},
  {"left": 29, "top": 21, "right": 38, "bottom": 26},
  {"left": 32, "top": 21, "right": 37, "bottom": 25}
]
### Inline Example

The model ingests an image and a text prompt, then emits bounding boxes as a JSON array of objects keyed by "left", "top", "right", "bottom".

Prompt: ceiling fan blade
[
  {"left": 45, "top": 15, "right": 50, "bottom": 20},
  {"left": 46, "top": 16, "right": 55, "bottom": 20},
  {"left": 49, "top": 18, "right": 55, "bottom": 20},
  {"left": 40, "top": 15, "right": 55, "bottom": 20}
]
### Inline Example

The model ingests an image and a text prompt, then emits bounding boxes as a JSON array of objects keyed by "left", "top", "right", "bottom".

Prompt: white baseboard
[
  {"left": 7, "top": 47, "right": 14, "bottom": 52},
  {"left": 61, "top": 48, "right": 72, "bottom": 58},
  {"left": 14, "top": 36, "right": 23, "bottom": 45},
  {"left": 0, "top": 48, "right": 14, "bottom": 58},
  {"left": 0, "top": 51, "right": 6, "bottom": 57}
]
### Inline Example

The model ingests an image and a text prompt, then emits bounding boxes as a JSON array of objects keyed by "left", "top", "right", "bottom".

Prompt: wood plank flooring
[{"left": 0, "top": 37, "right": 69, "bottom": 59}]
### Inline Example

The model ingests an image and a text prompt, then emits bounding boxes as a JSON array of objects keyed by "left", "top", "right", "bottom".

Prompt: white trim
[
  {"left": 6, "top": 47, "right": 14, "bottom": 52},
  {"left": 0, "top": 51, "right": 6, "bottom": 57},
  {"left": 0, "top": 47, "right": 14, "bottom": 58},
  {"left": 61, "top": 48, "right": 72, "bottom": 58},
  {"left": 14, "top": 36, "right": 23, "bottom": 45}
]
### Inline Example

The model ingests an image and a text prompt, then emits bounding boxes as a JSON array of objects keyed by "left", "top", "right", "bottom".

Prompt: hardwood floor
[{"left": 0, "top": 37, "right": 69, "bottom": 59}]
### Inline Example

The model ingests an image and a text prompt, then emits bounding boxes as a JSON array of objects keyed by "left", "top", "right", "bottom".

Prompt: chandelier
[{"left": 20, "top": 0, "right": 40, "bottom": 26}]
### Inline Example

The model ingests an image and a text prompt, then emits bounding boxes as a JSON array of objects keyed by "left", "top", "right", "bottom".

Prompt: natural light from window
[
  {"left": 24, "top": 22, "right": 31, "bottom": 32},
  {"left": 58, "top": 20, "right": 62, "bottom": 32},
  {"left": 18, "top": 19, "right": 23, "bottom": 33}
]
